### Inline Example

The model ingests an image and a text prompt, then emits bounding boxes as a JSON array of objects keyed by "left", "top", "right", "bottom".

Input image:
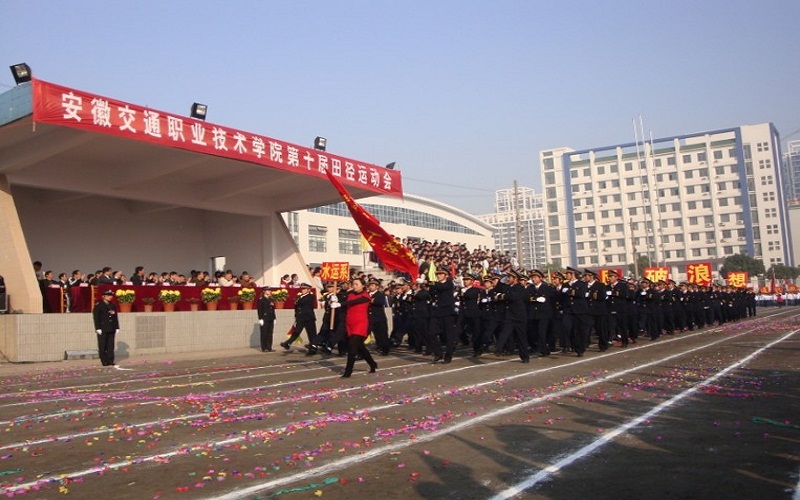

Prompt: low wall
[{"left": 0, "top": 310, "right": 311, "bottom": 363}]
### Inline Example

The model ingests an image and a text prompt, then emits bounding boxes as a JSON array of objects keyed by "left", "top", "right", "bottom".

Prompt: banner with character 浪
[{"left": 686, "top": 262, "right": 712, "bottom": 286}]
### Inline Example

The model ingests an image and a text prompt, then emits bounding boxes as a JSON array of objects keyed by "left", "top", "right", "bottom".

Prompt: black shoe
[
  {"left": 340, "top": 373, "right": 351, "bottom": 378},
  {"left": 432, "top": 354, "right": 443, "bottom": 364},
  {"left": 369, "top": 363, "right": 377, "bottom": 373},
  {"left": 577, "top": 352, "right": 584, "bottom": 357},
  {"left": 305, "top": 348, "right": 317, "bottom": 356},
  {"left": 443, "top": 353, "right": 452, "bottom": 364},
  {"left": 521, "top": 357, "right": 530, "bottom": 363},
  {"left": 280, "top": 341, "right": 290, "bottom": 350}
]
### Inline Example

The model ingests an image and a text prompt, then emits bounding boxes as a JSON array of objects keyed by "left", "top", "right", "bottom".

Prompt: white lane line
[
  {"left": 205, "top": 323, "right": 790, "bottom": 499},
  {"left": 0, "top": 317, "right": 733, "bottom": 424},
  {"left": 0, "top": 318, "right": 765, "bottom": 450},
  {"left": 1, "top": 323, "right": 775, "bottom": 496},
  {"left": 489, "top": 327, "right": 800, "bottom": 499}
]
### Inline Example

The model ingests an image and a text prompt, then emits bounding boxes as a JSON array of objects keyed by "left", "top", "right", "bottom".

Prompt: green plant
[
  {"left": 238, "top": 288, "right": 256, "bottom": 302},
  {"left": 270, "top": 289, "right": 289, "bottom": 302},
  {"left": 201, "top": 287, "right": 222, "bottom": 303},
  {"left": 115, "top": 289, "right": 136, "bottom": 304},
  {"left": 158, "top": 290, "right": 181, "bottom": 303}
]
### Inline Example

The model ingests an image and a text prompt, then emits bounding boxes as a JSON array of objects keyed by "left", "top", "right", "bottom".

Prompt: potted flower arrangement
[
  {"left": 158, "top": 289, "right": 181, "bottom": 312},
  {"left": 141, "top": 297, "right": 156, "bottom": 313},
  {"left": 201, "top": 287, "right": 222, "bottom": 311},
  {"left": 238, "top": 288, "right": 256, "bottom": 309},
  {"left": 115, "top": 289, "right": 135, "bottom": 312},
  {"left": 270, "top": 289, "right": 289, "bottom": 309},
  {"left": 226, "top": 294, "right": 240, "bottom": 310},
  {"left": 186, "top": 297, "right": 201, "bottom": 311}
]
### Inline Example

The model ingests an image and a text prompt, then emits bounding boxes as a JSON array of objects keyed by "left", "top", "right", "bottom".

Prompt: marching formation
[{"left": 279, "top": 267, "right": 759, "bottom": 369}]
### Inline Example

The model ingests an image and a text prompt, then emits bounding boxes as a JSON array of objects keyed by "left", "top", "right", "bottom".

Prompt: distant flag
[{"left": 325, "top": 168, "right": 418, "bottom": 278}]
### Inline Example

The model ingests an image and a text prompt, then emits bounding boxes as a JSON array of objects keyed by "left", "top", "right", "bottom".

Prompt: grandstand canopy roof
[{"left": 0, "top": 80, "right": 402, "bottom": 216}]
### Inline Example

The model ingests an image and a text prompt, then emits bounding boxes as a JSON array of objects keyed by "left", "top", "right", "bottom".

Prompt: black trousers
[
  {"left": 370, "top": 320, "right": 390, "bottom": 354},
  {"left": 343, "top": 335, "right": 377, "bottom": 377},
  {"left": 427, "top": 315, "right": 457, "bottom": 357},
  {"left": 287, "top": 318, "right": 317, "bottom": 345},
  {"left": 496, "top": 320, "right": 530, "bottom": 361},
  {"left": 259, "top": 321, "right": 274, "bottom": 351},
  {"left": 97, "top": 331, "right": 116, "bottom": 366}
]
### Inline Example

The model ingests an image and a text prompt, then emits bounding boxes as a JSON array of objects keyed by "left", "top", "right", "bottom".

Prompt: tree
[
  {"left": 765, "top": 264, "right": 800, "bottom": 280},
  {"left": 628, "top": 254, "right": 652, "bottom": 276},
  {"left": 719, "top": 253, "right": 765, "bottom": 278}
]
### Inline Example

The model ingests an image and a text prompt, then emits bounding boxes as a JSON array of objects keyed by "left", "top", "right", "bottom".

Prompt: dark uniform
[
  {"left": 459, "top": 275, "right": 484, "bottom": 356},
  {"left": 494, "top": 271, "right": 531, "bottom": 363},
  {"left": 93, "top": 290, "right": 120, "bottom": 366},
  {"left": 526, "top": 270, "right": 555, "bottom": 357},
  {"left": 410, "top": 283, "right": 431, "bottom": 353},
  {"left": 282, "top": 284, "right": 317, "bottom": 351},
  {"left": 257, "top": 289, "right": 276, "bottom": 351},
  {"left": 427, "top": 270, "right": 458, "bottom": 363},
  {"left": 561, "top": 267, "right": 591, "bottom": 356},
  {"left": 584, "top": 269, "right": 609, "bottom": 351},
  {"left": 368, "top": 281, "right": 390, "bottom": 355},
  {"left": 605, "top": 271, "right": 631, "bottom": 346}
]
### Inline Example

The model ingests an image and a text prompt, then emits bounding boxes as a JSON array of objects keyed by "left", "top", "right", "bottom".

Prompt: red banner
[
  {"left": 686, "top": 262, "right": 712, "bottom": 286},
  {"left": 326, "top": 169, "right": 418, "bottom": 278},
  {"left": 644, "top": 267, "right": 670, "bottom": 283},
  {"left": 320, "top": 262, "right": 350, "bottom": 281},
  {"left": 726, "top": 271, "right": 748, "bottom": 288},
  {"left": 598, "top": 268, "right": 624, "bottom": 284},
  {"left": 31, "top": 79, "right": 402, "bottom": 196}
]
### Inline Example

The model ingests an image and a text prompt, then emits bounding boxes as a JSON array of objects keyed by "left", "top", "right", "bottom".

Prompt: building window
[
  {"left": 760, "top": 176, "right": 774, "bottom": 186},
  {"left": 308, "top": 225, "right": 328, "bottom": 252},
  {"left": 624, "top": 162, "right": 633, "bottom": 171},
  {"left": 338, "top": 229, "right": 361, "bottom": 255},
  {"left": 758, "top": 159, "right": 771, "bottom": 170},
  {"left": 546, "top": 187, "right": 557, "bottom": 198},
  {"left": 698, "top": 152, "right": 707, "bottom": 162},
  {"left": 683, "top": 154, "right": 692, "bottom": 163},
  {"left": 756, "top": 142, "right": 769, "bottom": 152},
  {"left": 714, "top": 150, "right": 723, "bottom": 160},
  {"left": 543, "top": 158, "right": 555, "bottom": 170},
  {"left": 545, "top": 172, "right": 556, "bottom": 185},
  {"left": 550, "top": 243, "right": 560, "bottom": 255},
  {"left": 765, "top": 208, "right": 777, "bottom": 219},
  {"left": 762, "top": 191, "right": 775, "bottom": 202},
  {"left": 685, "top": 170, "right": 694, "bottom": 179}
]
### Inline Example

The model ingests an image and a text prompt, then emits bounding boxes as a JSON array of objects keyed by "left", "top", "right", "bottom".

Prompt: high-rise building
[
  {"left": 540, "top": 123, "right": 793, "bottom": 280},
  {"left": 782, "top": 140, "right": 800, "bottom": 206},
  {"left": 477, "top": 186, "right": 547, "bottom": 270}
]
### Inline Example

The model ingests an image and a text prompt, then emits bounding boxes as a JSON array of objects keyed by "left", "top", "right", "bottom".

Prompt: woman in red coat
[{"left": 332, "top": 277, "right": 377, "bottom": 378}]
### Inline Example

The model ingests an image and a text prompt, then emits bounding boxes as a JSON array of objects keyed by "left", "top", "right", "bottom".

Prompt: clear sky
[{"left": 3, "top": 1, "right": 800, "bottom": 214}]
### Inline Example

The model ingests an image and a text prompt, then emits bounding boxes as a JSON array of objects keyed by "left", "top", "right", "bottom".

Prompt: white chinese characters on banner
[{"left": 45, "top": 83, "right": 396, "bottom": 194}]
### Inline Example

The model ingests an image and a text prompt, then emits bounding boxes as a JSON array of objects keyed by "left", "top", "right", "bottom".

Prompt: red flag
[{"left": 326, "top": 169, "right": 419, "bottom": 278}]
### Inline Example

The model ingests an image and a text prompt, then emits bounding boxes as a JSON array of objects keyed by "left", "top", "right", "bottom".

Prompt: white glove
[
  {"left": 480, "top": 298, "right": 489, "bottom": 303},
  {"left": 416, "top": 277, "right": 425, "bottom": 284},
  {"left": 536, "top": 296, "right": 546, "bottom": 303},
  {"left": 329, "top": 295, "right": 339, "bottom": 303},
  {"left": 641, "top": 291, "right": 647, "bottom": 295},
  {"left": 562, "top": 287, "right": 569, "bottom": 293},
  {"left": 96, "top": 329, "right": 102, "bottom": 335},
  {"left": 461, "top": 287, "right": 468, "bottom": 293},
  {"left": 115, "top": 329, "right": 119, "bottom": 334},
  {"left": 454, "top": 301, "right": 461, "bottom": 307},
  {"left": 330, "top": 302, "right": 341, "bottom": 309},
  {"left": 259, "top": 319, "right": 264, "bottom": 326},
  {"left": 606, "top": 291, "right": 612, "bottom": 296}
]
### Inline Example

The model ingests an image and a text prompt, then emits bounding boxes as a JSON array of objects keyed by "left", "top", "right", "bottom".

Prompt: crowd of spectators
[{"left": 405, "top": 239, "right": 519, "bottom": 279}]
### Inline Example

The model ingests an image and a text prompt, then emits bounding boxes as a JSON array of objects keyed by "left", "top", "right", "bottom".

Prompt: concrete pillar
[{"left": 0, "top": 174, "right": 42, "bottom": 313}]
